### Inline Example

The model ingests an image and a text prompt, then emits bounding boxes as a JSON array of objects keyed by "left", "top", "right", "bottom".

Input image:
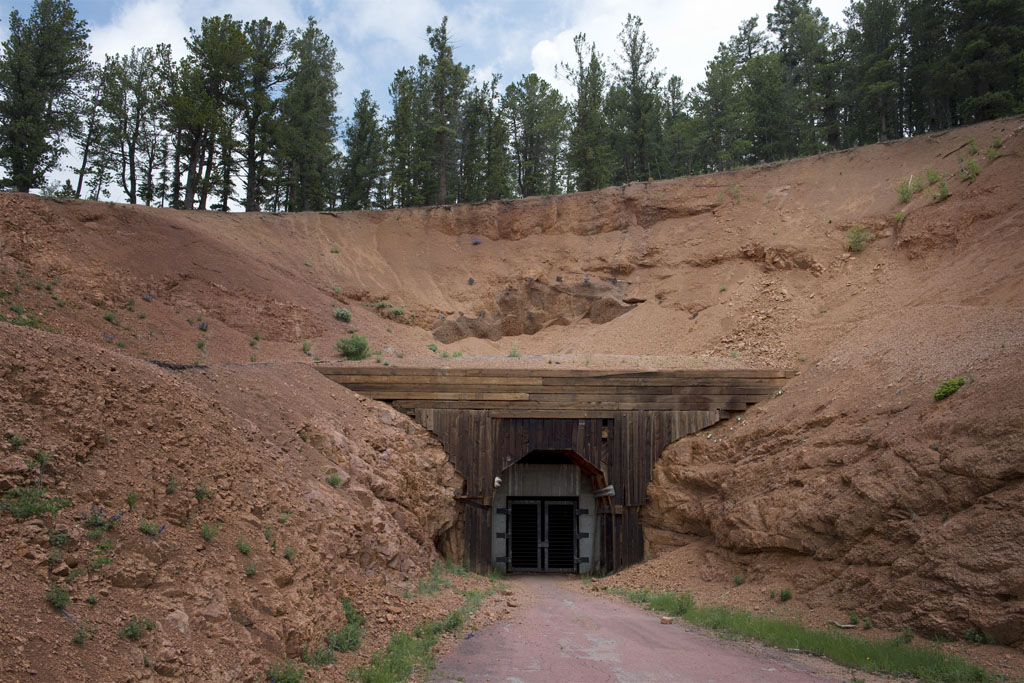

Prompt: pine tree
[
  {"left": 98, "top": 44, "right": 172, "bottom": 204},
  {"left": 458, "top": 76, "right": 512, "bottom": 203},
  {"left": 275, "top": 18, "right": 341, "bottom": 212},
  {"left": 240, "top": 18, "right": 289, "bottom": 212},
  {"left": 561, "top": 33, "right": 614, "bottom": 192},
  {"left": 609, "top": 14, "right": 665, "bottom": 182},
  {"left": 844, "top": 0, "right": 904, "bottom": 144},
  {"left": 0, "top": 0, "right": 90, "bottom": 192},
  {"left": 425, "top": 17, "right": 470, "bottom": 205},
  {"left": 338, "top": 90, "right": 384, "bottom": 210},
  {"left": 503, "top": 73, "right": 568, "bottom": 197}
]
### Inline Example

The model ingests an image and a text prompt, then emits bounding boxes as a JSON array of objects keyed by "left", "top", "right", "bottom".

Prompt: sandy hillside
[{"left": 1, "top": 115, "right": 1023, "bottom": 679}]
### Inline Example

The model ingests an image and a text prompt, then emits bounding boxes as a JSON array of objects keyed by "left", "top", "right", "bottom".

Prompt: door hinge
[{"left": 495, "top": 532, "right": 506, "bottom": 539}]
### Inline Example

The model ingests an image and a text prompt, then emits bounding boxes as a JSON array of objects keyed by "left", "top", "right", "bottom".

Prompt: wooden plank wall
[{"left": 416, "top": 407, "right": 720, "bottom": 572}]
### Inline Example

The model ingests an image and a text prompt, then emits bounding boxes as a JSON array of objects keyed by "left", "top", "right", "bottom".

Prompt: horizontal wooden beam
[
  {"left": 317, "top": 366, "right": 796, "bottom": 380},
  {"left": 337, "top": 382, "right": 779, "bottom": 397},
  {"left": 394, "top": 399, "right": 753, "bottom": 411}
]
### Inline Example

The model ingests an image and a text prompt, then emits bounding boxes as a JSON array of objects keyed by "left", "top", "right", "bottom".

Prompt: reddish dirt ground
[
  {"left": 433, "top": 575, "right": 885, "bottom": 683},
  {"left": 1, "top": 115, "right": 1022, "bottom": 680}
]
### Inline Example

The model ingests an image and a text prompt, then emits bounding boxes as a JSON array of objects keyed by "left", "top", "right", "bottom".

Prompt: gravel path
[{"left": 432, "top": 575, "right": 841, "bottom": 683}]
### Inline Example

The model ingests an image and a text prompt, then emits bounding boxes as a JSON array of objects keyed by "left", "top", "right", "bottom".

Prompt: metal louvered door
[
  {"left": 544, "top": 500, "right": 577, "bottom": 572},
  {"left": 508, "top": 500, "right": 541, "bottom": 571}
]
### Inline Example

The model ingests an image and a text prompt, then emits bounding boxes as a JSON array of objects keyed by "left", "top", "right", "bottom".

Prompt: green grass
[
  {"left": 267, "top": 660, "right": 306, "bottom": 682},
  {"left": 1, "top": 487, "right": 72, "bottom": 518},
  {"left": 138, "top": 520, "right": 159, "bottom": 535},
  {"left": 414, "top": 563, "right": 451, "bottom": 595},
  {"left": 926, "top": 168, "right": 942, "bottom": 185},
  {"left": 326, "top": 598, "right": 365, "bottom": 652},
  {"left": 194, "top": 481, "right": 212, "bottom": 503},
  {"left": 45, "top": 582, "right": 70, "bottom": 609},
  {"left": 236, "top": 537, "right": 251, "bottom": 555},
  {"left": 615, "top": 589, "right": 991, "bottom": 682},
  {"left": 118, "top": 616, "right": 155, "bottom": 641},
  {"left": 934, "top": 182, "right": 950, "bottom": 201},
  {"left": 334, "top": 307, "right": 352, "bottom": 322},
  {"left": 336, "top": 333, "right": 370, "bottom": 360},
  {"left": 349, "top": 592, "right": 482, "bottom": 682},
  {"left": 847, "top": 226, "right": 871, "bottom": 252},
  {"left": 508, "top": 342, "right": 521, "bottom": 358},
  {"left": 934, "top": 376, "right": 965, "bottom": 401},
  {"left": 326, "top": 473, "right": 342, "bottom": 487},
  {"left": 200, "top": 522, "right": 220, "bottom": 542}
]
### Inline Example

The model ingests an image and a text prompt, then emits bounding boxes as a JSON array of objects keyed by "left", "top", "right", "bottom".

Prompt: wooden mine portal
[{"left": 317, "top": 366, "right": 795, "bottom": 575}]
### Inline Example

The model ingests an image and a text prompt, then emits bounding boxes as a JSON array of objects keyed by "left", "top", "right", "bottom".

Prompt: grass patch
[
  {"left": 334, "top": 307, "right": 352, "bottom": 322},
  {"left": 138, "top": 520, "right": 160, "bottom": 536},
  {"left": 414, "top": 562, "right": 451, "bottom": 595},
  {"left": 508, "top": 342, "right": 521, "bottom": 358},
  {"left": 267, "top": 660, "right": 306, "bottom": 682},
  {"left": 326, "top": 473, "right": 342, "bottom": 487},
  {"left": 926, "top": 168, "right": 942, "bottom": 185},
  {"left": 326, "top": 598, "right": 365, "bottom": 652},
  {"left": 1, "top": 487, "right": 72, "bottom": 519},
  {"left": 118, "top": 616, "right": 155, "bottom": 641},
  {"left": 615, "top": 588, "right": 990, "bottom": 682},
  {"left": 847, "top": 225, "right": 871, "bottom": 253},
  {"left": 200, "top": 522, "right": 220, "bottom": 542},
  {"left": 934, "top": 376, "right": 965, "bottom": 401},
  {"left": 934, "top": 182, "right": 949, "bottom": 201},
  {"left": 236, "top": 537, "right": 251, "bottom": 555},
  {"left": 336, "top": 333, "right": 370, "bottom": 360},
  {"left": 45, "top": 582, "right": 70, "bottom": 609},
  {"left": 349, "top": 588, "right": 489, "bottom": 683}
]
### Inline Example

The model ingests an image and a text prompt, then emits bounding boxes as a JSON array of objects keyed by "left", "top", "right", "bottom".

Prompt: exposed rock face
[
  {"left": 432, "top": 278, "right": 636, "bottom": 343},
  {"left": 645, "top": 326, "right": 1024, "bottom": 645}
]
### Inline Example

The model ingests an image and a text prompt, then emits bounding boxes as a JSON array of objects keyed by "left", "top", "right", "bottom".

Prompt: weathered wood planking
[{"left": 315, "top": 366, "right": 792, "bottom": 573}]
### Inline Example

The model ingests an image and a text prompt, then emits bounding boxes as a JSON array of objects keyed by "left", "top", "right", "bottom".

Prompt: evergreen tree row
[{"left": 1, "top": 0, "right": 1021, "bottom": 211}]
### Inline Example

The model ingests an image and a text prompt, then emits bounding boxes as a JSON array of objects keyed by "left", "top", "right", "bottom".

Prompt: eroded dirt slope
[{"left": 1, "top": 116, "right": 1022, "bottom": 680}]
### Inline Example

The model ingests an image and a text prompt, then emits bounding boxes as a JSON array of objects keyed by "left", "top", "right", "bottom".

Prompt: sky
[{"left": 0, "top": 0, "right": 852, "bottom": 122}]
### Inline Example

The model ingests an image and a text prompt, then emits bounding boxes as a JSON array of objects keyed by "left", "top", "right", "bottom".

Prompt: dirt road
[{"left": 432, "top": 576, "right": 853, "bottom": 683}]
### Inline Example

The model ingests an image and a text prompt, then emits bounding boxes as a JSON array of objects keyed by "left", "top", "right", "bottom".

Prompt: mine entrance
[{"left": 507, "top": 498, "right": 578, "bottom": 572}]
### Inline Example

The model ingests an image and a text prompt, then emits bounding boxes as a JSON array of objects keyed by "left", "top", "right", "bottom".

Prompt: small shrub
[
  {"left": 895, "top": 178, "right": 913, "bottom": 203},
  {"left": 336, "top": 334, "right": 370, "bottom": 360},
  {"left": 196, "top": 339, "right": 205, "bottom": 350},
  {"left": 901, "top": 627, "right": 914, "bottom": 644},
  {"left": 8, "top": 433, "right": 27, "bottom": 450},
  {"left": 88, "top": 553, "right": 112, "bottom": 570},
  {"left": 728, "top": 183, "right": 741, "bottom": 202},
  {"left": 732, "top": 574, "right": 745, "bottom": 586},
  {"left": 138, "top": 520, "right": 160, "bottom": 536},
  {"left": 992, "top": 136, "right": 1002, "bottom": 150},
  {"left": 926, "top": 168, "right": 942, "bottom": 185},
  {"left": 427, "top": 343, "right": 438, "bottom": 353},
  {"left": 49, "top": 529, "right": 68, "bottom": 548},
  {"left": 244, "top": 563, "right": 257, "bottom": 577},
  {"left": 375, "top": 300, "right": 388, "bottom": 309},
  {"left": 333, "top": 307, "right": 351, "bottom": 322},
  {"left": 301, "top": 340, "right": 312, "bottom": 355},
  {"left": 118, "top": 616, "right": 155, "bottom": 641},
  {"left": 960, "top": 158, "right": 980, "bottom": 181},
  {"left": 967, "top": 137, "right": 978, "bottom": 155},
  {"left": 165, "top": 477, "right": 180, "bottom": 494},
  {"left": 326, "top": 473, "right": 342, "bottom": 487},
  {"left": 86, "top": 594, "right": 99, "bottom": 605},
  {"left": 847, "top": 610, "right": 859, "bottom": 625},
  {"left": 26, "top": 449, "right": 52, "bottom": 470},
  {"left": 934, "top": 376, "right": 965, "bottom": 401},
  {"left": 284, "top": 546, "right": 296, "bottom": 562},
  {"left": 2, "top": 487, "right": 72, "bottom": 519},
  {"left": 964, "top": 626, "right": 988, "bottom": 644},
  {"left": 200, "top": 522, "right": 220, "bottom": 542},
  {"left": 125, "top": 490, "right": 139, "bottom": 511},
  {"left": 386, "top": 307, "right": 404, "bottom": 318},
  {"left": 508, "top": 342, "right": 521, "bottom": 358},
  {"left": 236, "top": 537, "right": 251, "bottom": 555},
  {"left": 194, "top": 482, "right": 212, "bottom": 503},
  {"left": 933, "top": 182, "right": 949, "bottom": 201},
  {"left": 330, "top": 246, "right": 339, "bottom": 253},
  {"left": 267, "top": 660, "right": 306, "bottom": 682},
  {"left": 779, "top": 588, "right": 793, "bottom": 602},
  {"left": 302, "top": 646, "right": 335, "bottom": 667},
  {"left": 103, "top": 311, "right": 117, "bottom": 325},
  {"left": 45, "top": 582, "right": 70, "bottom": 609},
  {"left": 986, "top": 147, "right": 998, "bottom": 162},
  {"left": 863, "top": 616, "right": 873, "bottom": 630},
  {"left": 73, "top": 622, "right": 96, "bottom": 644},
  {"left": 847, "top": 225, "right": 870, "bottom": 252}
]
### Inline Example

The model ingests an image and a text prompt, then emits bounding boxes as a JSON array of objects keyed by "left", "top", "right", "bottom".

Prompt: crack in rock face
[{"left": 431, "top": 278, "right": 636, "bottom": 343}]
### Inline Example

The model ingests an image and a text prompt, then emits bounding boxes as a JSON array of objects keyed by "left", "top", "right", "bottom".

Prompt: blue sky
[{"left": 0, "top": 0, "right": 850, "bottom": 123}]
